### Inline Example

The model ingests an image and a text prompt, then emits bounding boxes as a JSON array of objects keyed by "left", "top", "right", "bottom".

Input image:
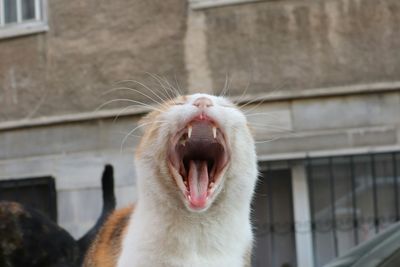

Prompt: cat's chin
[{"left": 167, "top": 114, "right": 230, "bottom": 212}]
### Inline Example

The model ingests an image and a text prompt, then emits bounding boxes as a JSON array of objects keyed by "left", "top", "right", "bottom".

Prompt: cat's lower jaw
[{"left": 117, "top": 201, "right": 253, "bottom": 267}]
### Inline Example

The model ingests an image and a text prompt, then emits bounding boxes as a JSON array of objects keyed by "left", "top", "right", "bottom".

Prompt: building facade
[{"left": 1, "top": 0, "right": 400, "bottom": 266}]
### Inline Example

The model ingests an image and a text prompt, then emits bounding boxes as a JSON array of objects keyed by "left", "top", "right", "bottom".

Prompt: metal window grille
[
  {"left": 252, "top": 151, "right": 400, "bottom": 267},
  {"left": 252, "top": 162, "right": 297, "bottom": 267},
  {"left": 307, "top": 152, "right": 400, "bottom": 267},
  {"left": 0, "top": 176, "right": 57, "bottom": 222}
]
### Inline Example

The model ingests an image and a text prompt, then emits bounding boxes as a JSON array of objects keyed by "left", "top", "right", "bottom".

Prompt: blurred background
[{"left": 1, "top": 0, "right": 400, "bottom": 267}]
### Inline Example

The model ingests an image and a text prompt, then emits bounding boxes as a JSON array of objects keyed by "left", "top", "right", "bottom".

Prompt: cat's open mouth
[{"left": 168, "top": 116, "right": 230, "bottom": 211}]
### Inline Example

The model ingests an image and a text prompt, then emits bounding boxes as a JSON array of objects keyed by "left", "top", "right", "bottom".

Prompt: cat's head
[{"left": 135, "top": 93, "right": 257, "bottom": 213}]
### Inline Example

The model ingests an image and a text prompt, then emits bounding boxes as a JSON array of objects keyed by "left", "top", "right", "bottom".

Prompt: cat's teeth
[
  {"left": 188, "top": 125, "right": 192, "bottom": 138},
  {"left": 212, "top": 126, "right": 217, "bottom": 139},
  {"left": 209, "top": 182, "right": 215, "bottom": 188}
]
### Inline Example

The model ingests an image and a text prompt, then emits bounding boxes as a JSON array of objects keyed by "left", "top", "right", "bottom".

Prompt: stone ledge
[
  {"left": 1, "top": 82, "right": 399, "bottom": 132},
  {"left": 258, "top": 145, "right": 400, "bottom": 162}
]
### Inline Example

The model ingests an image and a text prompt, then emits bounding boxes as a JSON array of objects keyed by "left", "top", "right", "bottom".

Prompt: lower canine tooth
[{"left": 212, "top": 126, "right": 217, "bottom": 139}]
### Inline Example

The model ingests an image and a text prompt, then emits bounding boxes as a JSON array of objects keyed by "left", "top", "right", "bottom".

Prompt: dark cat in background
[{"left": 0, "top": 165, "right": 116, "bottom": 267}]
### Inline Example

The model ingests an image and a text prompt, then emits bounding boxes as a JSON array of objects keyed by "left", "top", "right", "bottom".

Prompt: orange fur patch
[
  {"left": 83, "top": 206, "right": 134, "bottom": 267},
  {"left": 135, "top": 95, "right": 188, "bottom": 158}
]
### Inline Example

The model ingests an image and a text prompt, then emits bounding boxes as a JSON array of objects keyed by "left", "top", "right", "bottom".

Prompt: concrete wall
[
  {"left": 2, "top": 0, "right": 400, "bottom": 121},
  {"left": 202, "top": 0, "right": 400, "bottom": 95},
  {"left": 251, "top": 91, "right": 400, "bottom": 159},
  {"left": 0, "top": 0, "right": 188, "bottom": 121}
]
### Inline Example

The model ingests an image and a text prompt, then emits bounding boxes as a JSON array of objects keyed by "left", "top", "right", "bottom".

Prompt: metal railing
[{"left": 307, "top": 152, "right": 400, "bottom": 266}]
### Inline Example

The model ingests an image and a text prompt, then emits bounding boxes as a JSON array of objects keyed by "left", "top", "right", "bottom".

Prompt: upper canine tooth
[
  {"left": 188, "top": 125, "right": 192, "bottom": 138},
  {"left": 212, "top": 126, "right": 217, "bottom": 139}
]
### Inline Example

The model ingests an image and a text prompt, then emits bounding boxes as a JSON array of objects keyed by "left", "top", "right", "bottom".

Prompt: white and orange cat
[{"left": 84, "top": 93, "right": 258, "bottom": 267}]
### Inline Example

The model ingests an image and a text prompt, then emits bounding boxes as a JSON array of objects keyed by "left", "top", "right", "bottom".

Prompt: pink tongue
[{"left": 188, "top": 160, "right": 209, "bottom": 209}]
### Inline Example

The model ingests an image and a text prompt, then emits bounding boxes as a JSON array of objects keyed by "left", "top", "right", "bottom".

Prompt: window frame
[
  {"left": 0, "top": 0, "right": 48, "bottom": 39},
  {"left": 0, "top": 176, "right": 57, "bottom": 222}
]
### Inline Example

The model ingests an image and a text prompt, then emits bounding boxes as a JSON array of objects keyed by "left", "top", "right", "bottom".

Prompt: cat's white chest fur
[
  {"left": 118, "top": 204, "right": 252, "bottom": 267},
  {"left": 117, "top": 203, "right": 252, "bottom": 267}
]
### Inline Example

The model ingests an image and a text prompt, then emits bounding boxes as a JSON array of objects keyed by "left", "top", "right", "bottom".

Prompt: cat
[{"left": 83, "top": 93, "right": 258, "bottom": 267}]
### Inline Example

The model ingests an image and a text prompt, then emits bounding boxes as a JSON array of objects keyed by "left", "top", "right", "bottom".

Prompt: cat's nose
[{"left": 193, "top": 97, "right": 213, "bottom": 109}]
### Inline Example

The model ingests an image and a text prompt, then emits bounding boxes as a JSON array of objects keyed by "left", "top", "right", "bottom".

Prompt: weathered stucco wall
[
  {"left": 203, "top": 0, "right": 400, "bottom": 95},
  {"left": 2, "top": 0, "right": 400, "bottom": 122},
  {"left": 0, "top": 0, "right": 188, "bottom": 121}
]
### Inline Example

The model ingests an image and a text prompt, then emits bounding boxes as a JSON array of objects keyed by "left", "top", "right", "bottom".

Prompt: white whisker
[
  {"left": 255, "top": 136, "right": 282, "bottom": 144},
  {"left": 249, "top": 124, "right": 293, "bottom": 132},
  {"left": 234, "top": 70, "right": 254, "bottom": 105},
  {"left": 245, "top": 112, "right": 281, "bottom": 117},
  {"left": 246, "top": 113, "right": 282, "bottom": 122},
  {"left": 120, "top": 123, "right": 152, "bottom": 152},
  {"left": 112, "top": 104, "right": 147, "bottom": 124},
  {"left": 96, "top": 99, "right": 164, "bottom": 113},
  {"left": 146, "top": 72, "right": 177, "bottom": 102},
  {"left": 173, "top": 73, "right": 184, "bottom": 96},
  {"left": 220, "top": 72, "right": 230, "bottom": 97},
  {"left": 239, "top": 81, "right": 287, "bottom": 112},
  {"left": 119, "top": 121, "right": 168, "bottom": 152},
  {"left": 103, "top": 87, "right": 164, "bottom": 107},
  {"left": 160, "top": 74, "right": 181, "bottom": 98},
  {"left": 248, "top": 121, "right": 283, "bottom": 126},
  {"left": 114, "top": 79, "right": 168, "bottom": 104}
]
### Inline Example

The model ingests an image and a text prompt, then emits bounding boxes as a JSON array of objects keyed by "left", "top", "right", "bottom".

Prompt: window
[
  {"left": 189, "top": 0, "right": 264, "bottom": 10},
  {"left": 0, "top": 0, "right": 48, "bottom": 39},
  {"left": 307, "top": 152, "right": 400, "bottom": 267},
  {"left": 0, "top": 176, "right": 57, "bottom": 221},
  {"left": 253, "top": 152, "right": 400, "bottom": 267}
]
